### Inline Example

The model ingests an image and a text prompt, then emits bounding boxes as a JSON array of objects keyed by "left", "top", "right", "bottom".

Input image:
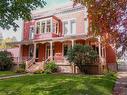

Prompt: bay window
[{"left": 35, "top": 18, "right": 52, "bottom": 34}]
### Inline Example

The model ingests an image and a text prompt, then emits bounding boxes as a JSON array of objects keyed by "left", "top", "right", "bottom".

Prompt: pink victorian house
[{"left": 14, "top": 3, "right": 117, "bottom": 74}]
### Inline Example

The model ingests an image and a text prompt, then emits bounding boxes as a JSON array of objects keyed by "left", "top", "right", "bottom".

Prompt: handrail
[
  {"left": 26, "top": 57, "right": 35, "bottom": 69},
  {"left": 44, "top": 57, "right": 51, "bottom": 64}
]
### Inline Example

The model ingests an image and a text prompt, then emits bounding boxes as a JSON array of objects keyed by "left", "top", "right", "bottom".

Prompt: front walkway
[
  {"left": 113, "top": 72, "right": 127, "bottom": 95},
  {"left": 0, "top": 73, "right": 31, "bottom": 80}
]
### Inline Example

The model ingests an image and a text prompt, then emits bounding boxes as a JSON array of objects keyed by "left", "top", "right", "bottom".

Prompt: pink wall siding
[
  {"left": 4, "top": 48, "right": 19, "bottom": 58},
  {"left": 23, "top": 21, "right": 35, "bottom": 41},
  {"left": 23, "top": 22, "right": 30, "bottom": 41},
  {"left": 56, "top": 11, "right": 85, "bottom": 34}
]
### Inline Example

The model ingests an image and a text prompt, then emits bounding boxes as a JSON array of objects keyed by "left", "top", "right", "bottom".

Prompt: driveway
[{"left": 113, "top": 72, "right": 127, "bottom": 95}]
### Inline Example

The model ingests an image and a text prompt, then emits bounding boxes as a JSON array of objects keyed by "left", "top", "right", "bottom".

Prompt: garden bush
[
  {"left": 34, "top": 70, "right": 44, "bottom": 74},
  {"left": 19, "top": 62, "right": 26, "bottom": 69},
  {"left": 44, "top": 61, "right": 58, "bottom": 74},
  {"left": 0, "top": 51, "right": 14, "bottom": 71},
  {"left": 15, "top": 68, "right": 26, "bottom": 74}
]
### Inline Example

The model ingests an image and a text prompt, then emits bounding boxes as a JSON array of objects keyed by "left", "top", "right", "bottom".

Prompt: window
[
  {"left": 63, "top": 19, "right": 76, "bottom": 35},
  {"left": 70, "top": 20, "right": 76, "bottom": 34},
  {"left": 64, "top": 45, "right": 68, "bottom": 56},
  {"left": 41, "top": 21, "right": 45, "bottom": 33},
  {"left": 53, "top": 23, "right": 56, "bottom": 33},
  {"left": 29, "top": 45, "right": 34, "bottom": 57},
  {"left": 56, "top": 23, "right": 59, "bottom": 34},
  {"left": 63, "top": 21, "right": 68, "bottom": 35},
  {"left": 29, "top": 26, "right": 35, "bottom": 39},
  {"left": 53, "top": 22, "right": 59, "bottom": 34}
]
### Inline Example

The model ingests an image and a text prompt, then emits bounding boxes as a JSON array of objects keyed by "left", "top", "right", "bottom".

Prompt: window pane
[
  {"left": 29, "top": 26, "right": 34, "bottom": 39},
  {"left": 53, "top": 23, "right": 56, "bottom": 33},
  {"left": 64, "top": 21, "right": 68, "bottom": 35},
  {"left": 36, "top": 22, "right": 40, "bottom": 34},
  {"left": 47, "top": 20, "right": 51, "bottom": 32},
  {"left": 41, "top": 21, "right": 45, "bottom": 33},
  {"left": 70, "top": 20, "right": 76, "bottom": 34}
]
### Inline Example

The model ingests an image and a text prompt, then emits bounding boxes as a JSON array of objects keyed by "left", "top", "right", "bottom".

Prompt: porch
[{"left": 19, "top": 35, "right": 107, "bottom": 74}]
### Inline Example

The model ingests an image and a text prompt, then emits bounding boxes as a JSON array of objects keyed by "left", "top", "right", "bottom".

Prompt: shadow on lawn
[{"left": 0, "top": 74, "right": 116, "bottom": 95}]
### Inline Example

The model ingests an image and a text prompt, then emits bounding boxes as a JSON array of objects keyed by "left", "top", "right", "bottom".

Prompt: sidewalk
[
  {"left": 0, "top": 73, "right": 31, "bottom": 80},
  {"left": 113, "top": 72, "right": 127, "bottom": 95}
]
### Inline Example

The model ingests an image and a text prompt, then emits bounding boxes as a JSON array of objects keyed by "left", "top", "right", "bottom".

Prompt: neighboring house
[
  {"left": 13, "top": 2, "right": 117, "bottom": 74},
  {"left": 0, "top": 47, "right": 20, "bottom": 63}
]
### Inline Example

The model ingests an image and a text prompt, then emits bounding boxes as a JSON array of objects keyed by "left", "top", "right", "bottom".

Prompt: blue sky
[{"left": 0, "top": 0, "right": 70, "bottom": 41}]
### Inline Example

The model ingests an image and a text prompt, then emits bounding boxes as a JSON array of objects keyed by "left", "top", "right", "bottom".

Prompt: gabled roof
[{"left": 32, "top": 2, "right": 85, "bottom": 20}]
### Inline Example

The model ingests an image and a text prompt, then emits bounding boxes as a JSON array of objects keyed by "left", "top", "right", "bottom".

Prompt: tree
[
  {"left": 0, "top": 37, "right": 17, "bottom": 49},
  {"left": 0, "top": 51, "right": 14, "bottom": 71},
  {"left": 67, "top": 44, "right": 98, "bottom": 73},
  {"left": 73, "top": 0, "right": 127, "bottom": 56},
  {"left": 0, "top": 0, "right": 46, "bottom": 30}
]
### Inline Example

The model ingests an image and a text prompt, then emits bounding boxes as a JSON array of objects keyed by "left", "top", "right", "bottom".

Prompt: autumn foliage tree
[{"left": 73, "top": 0, "right": 127, "bottom": 56}]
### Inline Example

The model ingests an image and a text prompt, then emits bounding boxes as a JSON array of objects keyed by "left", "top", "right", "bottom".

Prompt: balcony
[{"left": 34, "top": 32, "right": 59, "bottom": 40}]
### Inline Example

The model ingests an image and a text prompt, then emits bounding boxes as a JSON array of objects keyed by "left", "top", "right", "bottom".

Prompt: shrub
[
  {"left": 15, "top": 68, "right": 25, "bottom": 74},
  {"left": 104, "top": 71, "right": 116, "bottom": 78},
  {"left": 0, "top": 51, "right": 14, "bottom": 71},
  {"left": 34, "top": 70, "right": 44, "bottom": 74},
  {"left": 44, "top": 61, "right": 58, "bottom": 74},
  {"left": 67, "top": 44, "right": 98, "bottom": 73},
  {"left": 19, "top": 62, "right": 26, "bottom": 69}
]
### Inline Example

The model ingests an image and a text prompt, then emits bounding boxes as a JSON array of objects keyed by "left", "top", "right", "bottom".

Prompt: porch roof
[
  {"left": 34, "top": 34, "right": 97, "bottom": 43},
  {"left": 7, "top": 35, "right": 98, "bottom": 45}
]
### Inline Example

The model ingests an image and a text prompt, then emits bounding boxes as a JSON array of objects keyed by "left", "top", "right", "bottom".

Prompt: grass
[
  {"left": 0, "top": 71, "right": 16, "bottom": 77},
  {"left": 0, "top": 73, "right": 116, "bottom": 95}
]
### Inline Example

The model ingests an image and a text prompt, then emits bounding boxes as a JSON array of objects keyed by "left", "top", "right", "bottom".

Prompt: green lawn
[
  {"left": 0, "top": 74, "right": 116, "bottom": 95},
  {"left": 0, "top": 71, "right": 16, "bottom": 77}
]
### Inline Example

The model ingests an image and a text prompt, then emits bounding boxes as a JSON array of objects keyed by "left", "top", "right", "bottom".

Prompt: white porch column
[
  {"left": 45, "top": 20, "right": 47, "bottom": 33},
  {"left": 102, "top": 47, "right": 104, "bottom": 58},
  {"left": 33, "top": 43, "right": 37, "bottom": 59},
  {"left": 71, "top": 39, "right": 74, "bottom": 48},
  {"left": 50, "top": 41, "right": 53, "bottom": 60},
  {"left": 98, "top": 36, "right": 101, "bottom": 58},
  {"left": 18, "top": 44, "right": 22, "bottom": 63},
  {"left": 51, "top": 18, "right": 53, "bottom": 32},
  {"left": 18, "top": 44, "right": 22, "bottom": 68}
]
